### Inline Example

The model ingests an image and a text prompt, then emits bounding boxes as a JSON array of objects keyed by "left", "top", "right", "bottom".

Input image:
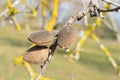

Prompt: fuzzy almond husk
[
  {"left": 23, "top": 46, "right": 49, "bottom": 65},
  {"left": 28, "top": 30, "right": 55, "bottom": 46},
  {"left": 57, "top": 25, "right": 79, "bottom": 50}
]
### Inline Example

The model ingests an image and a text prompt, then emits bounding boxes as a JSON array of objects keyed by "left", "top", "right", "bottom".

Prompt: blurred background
[{"left": 0, "top": 0, "right": 120, "bottom": 80}]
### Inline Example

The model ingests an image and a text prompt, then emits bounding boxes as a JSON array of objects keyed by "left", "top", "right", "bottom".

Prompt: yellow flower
[
  {"left": 96, "top": 18, "right": 101, "bottom": 27},
  {"left": 14, "top": 56, "right": 23, "bottom": 66}
]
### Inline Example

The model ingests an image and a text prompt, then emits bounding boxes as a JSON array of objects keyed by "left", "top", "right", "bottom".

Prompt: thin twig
[
  {"left": 24, "top": 62, "right": 34, "bottom": 80},
  {"left": 92, "top": 0, "right": 104, "bottom": 18},
  {"left": 102, "top": 0, "right": 120, "bottom": 7},
  {"left": 36, "top": 38, "right": 58, "bottom": 80},
  {"left": 99, "top": 6, "right": 120, "bottom": 12},
  {"left": 81, "top": 0, "right": 88, "bottom": 26}
]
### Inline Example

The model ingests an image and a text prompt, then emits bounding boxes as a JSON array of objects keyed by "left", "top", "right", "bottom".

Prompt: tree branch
[
  {"left": 102, "top": 0, "right": 120, "bottom": 7},
  {"left": 36, "top": 38, "right": 58, "bottom": 80},
  {"left": 99, "top": 6, "right": 120, "bottom": 12},
  {"left": 63, "top": 7, "right": 90, "bottom": 27}
]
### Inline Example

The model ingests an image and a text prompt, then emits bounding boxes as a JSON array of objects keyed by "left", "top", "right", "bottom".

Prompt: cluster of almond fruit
[{"left": 23, "top": 25, "right": 79, "bottom": 66}]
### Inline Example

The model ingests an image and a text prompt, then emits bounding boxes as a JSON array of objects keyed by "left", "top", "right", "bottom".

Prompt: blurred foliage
[
  {"left": 95, "top": 25, "right": 116, "bottom": 39},
  {"left": 87, "top": 17, "right": 116, "bottom": 40}
]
